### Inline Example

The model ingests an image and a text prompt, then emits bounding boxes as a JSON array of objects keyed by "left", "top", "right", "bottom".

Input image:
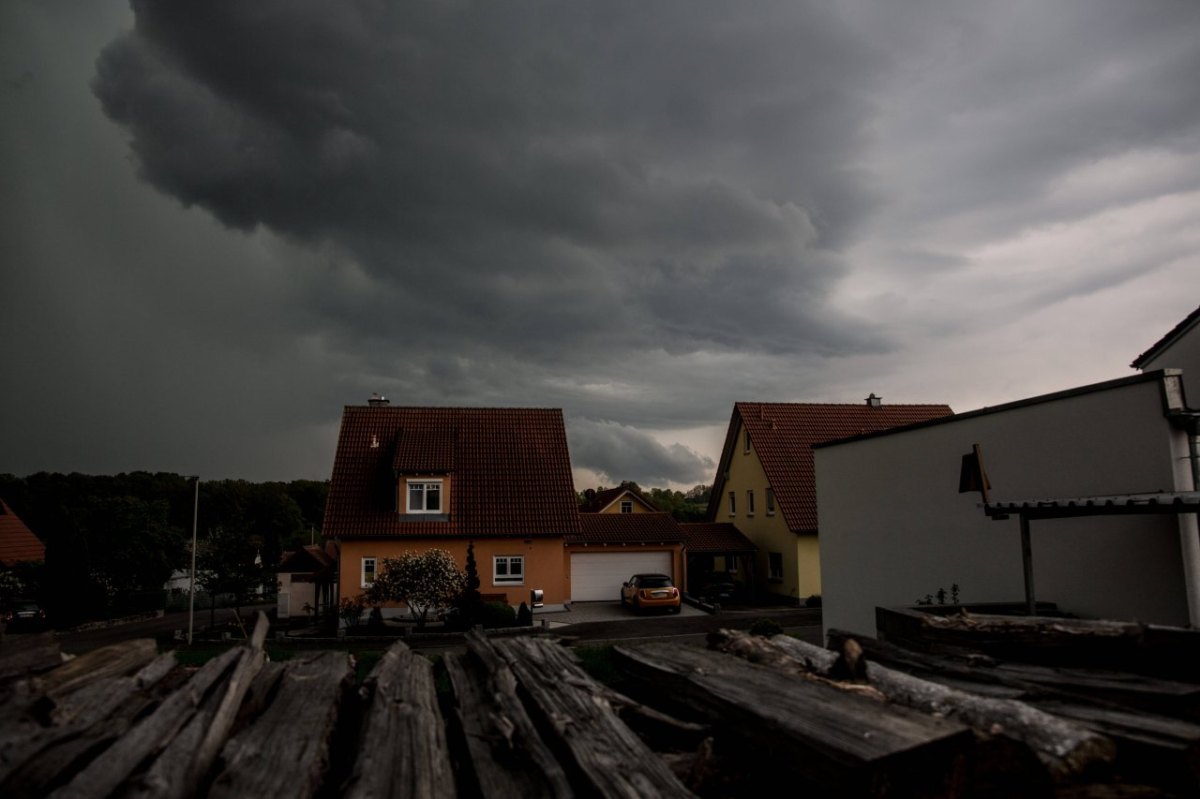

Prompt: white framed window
[
  {"left": 728, "top": 555, "right": 739, "bottom": 574},
  {"left": 620, "top": 500, "right": 633, "bottom": 514},
  {"left": 361, "top": 556, "right": 377, "bottom": 588},
  {"left": 746, "top": 490, "right": 755, "bottom": 515},
  {"left": 768, "top": 552, "right": 784, "bottom": 581},
  {"left": 407, "top": 480, "right": 443, "bottom": 513},
  {"left": 493, "top": 555, "right": 524, "bottom": 585},
  {"left": 728, "top": 491, "right": 736, "bottom": 515},
  {"left": 766, "top": 487, "right": 775, "bottom": 515}
]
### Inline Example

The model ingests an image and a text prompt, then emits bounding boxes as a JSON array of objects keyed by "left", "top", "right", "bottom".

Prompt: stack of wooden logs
[{"left": 3, "top": 609, "right": 1197, "bottom": 797}]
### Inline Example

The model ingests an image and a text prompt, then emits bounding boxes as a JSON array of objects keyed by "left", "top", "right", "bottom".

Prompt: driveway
[{"left": 537, "top": 600, "right": 704, "bottom": 626}]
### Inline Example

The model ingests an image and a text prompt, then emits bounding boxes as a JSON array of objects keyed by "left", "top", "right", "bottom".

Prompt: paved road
[
  {"left": 35, "top": 601, "right": 822, "bottom": 654},
  {"left": 551, "top": 603, "right": 824, "bottom": 646}
]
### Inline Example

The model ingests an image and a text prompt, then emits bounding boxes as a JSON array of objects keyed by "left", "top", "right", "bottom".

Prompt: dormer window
[{"left": 407, "top": 480, "right": 443, "bottom": 514}]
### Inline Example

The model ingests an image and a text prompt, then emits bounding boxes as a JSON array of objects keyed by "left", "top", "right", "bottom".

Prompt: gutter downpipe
[
  {"left": 1167, "top": 401, "right": 1200, "bottom": 627},
  {"left": 1177, "top": 413, "right": 1200, "bottom": 628}
]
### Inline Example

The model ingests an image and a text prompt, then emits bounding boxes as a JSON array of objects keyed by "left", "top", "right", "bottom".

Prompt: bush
[
  {"left": 748, "top": 617, "right": 783, "bottom": 637},
  {"left": 517, "top": 601, "right": 533, "bottom": 627},
  {"left": 477, "top": 601, "right": 517, "bottom": 629},
  {"left": 804, "top": 594, "right": 822, "bottom": 608}
]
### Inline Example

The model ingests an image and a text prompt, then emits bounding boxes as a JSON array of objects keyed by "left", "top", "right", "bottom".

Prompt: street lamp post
[{"left": 188, "top": 476, "right": 199, "bottom": 645}]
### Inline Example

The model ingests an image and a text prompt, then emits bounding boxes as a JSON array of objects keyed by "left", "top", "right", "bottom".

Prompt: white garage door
[{"left": 570, "top": 551, "right": 672, "bottom": 602}]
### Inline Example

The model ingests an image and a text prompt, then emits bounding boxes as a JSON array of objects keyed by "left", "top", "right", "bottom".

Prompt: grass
[
  {"left": 572, "top": 644, "right": 629, "bottom": 691},
  {"left": 165, "top": 643, "right": 390, "bottom": 686}
]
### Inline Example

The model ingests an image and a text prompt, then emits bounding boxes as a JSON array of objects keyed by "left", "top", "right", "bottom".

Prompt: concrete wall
[
  {"left": 817, "top": 373, "right": 1192, "bottom": 637},
  {"left": 1140, "top": 320, "right": 1200, "bottom": 402}
]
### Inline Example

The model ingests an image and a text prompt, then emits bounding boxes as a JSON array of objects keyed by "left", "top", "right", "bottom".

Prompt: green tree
[{"left": 366, "top": 549, "right": 465, "bottom": 628}]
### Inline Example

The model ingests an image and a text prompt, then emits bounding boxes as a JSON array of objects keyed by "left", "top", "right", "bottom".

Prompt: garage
[{"left": 570, "top": 551, "right": 673, "bottom": 602}]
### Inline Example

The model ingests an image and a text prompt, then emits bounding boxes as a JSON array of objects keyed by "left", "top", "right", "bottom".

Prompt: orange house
[{"left": 323, "top": 400, "right": 581, "bottom": 609}]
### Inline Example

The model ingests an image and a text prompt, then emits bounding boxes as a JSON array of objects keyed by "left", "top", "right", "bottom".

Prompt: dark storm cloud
[
  {"left": 92, "top": 0, "right": 883, "bottom": 369},
  {"left": 568, "top": 418, "right": 714, "bottom": 487}
]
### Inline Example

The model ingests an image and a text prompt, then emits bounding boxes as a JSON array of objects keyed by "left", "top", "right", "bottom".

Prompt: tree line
[{"left": 0, "top": 472, "right": 327, "bottom": 627}]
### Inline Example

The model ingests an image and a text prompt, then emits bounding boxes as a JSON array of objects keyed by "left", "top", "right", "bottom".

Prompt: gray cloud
[
  {"left": 568, "top": 418, "right": 714, "bottom": 487},
  {"left": 3, "top": 1, "right": 1199, "bottom": 486}
]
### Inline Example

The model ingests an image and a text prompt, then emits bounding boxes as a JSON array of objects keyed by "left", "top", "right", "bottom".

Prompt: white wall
[
  {"left": 1139, "top": 319, "right": 1200, "bottom": 403},
  {"left": 818, "top": 373, "right": 1192, "bottom": 637}
]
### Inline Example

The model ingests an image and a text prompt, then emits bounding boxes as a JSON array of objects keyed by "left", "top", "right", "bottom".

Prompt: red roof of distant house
[
  {"left": 323, "top": 406, "right": 581, "bottom": 539},
  {"left": 278, "top": 545, "right": 336, "bottom": 577},
  {"left": 580, "top": 485, "right": 658, "bottom": 513},
  {"left": 0, "top": 499, "right": 45, "bottom": 566},
  {"left": 678, "top": 522, "right": 757, "bottom": 554},
  {"left": 570, "top": 512, "right": 685, "bottom": 545},
  {"left": 1131, "top": 304, "right": 1200, "bottom": 369},
  {"left": 709, "top": 401, "right": 953, "bottom": 534}
]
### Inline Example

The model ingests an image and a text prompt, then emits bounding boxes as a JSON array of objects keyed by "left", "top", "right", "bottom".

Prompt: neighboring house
[
  {"left": 580, "top": 484, "right": 659, "bottom": 514},
  {"left": 816, "top": 370, "right": 1199, "bottom": 637},
  {"left": 1132, "top": 303, "right": 1200, "bottom": 399},
  {"left": 323, "top": 400, "right": 581, "bottom": 610},
  {"left": 277, "top": 543, "right": 338, "bottom": 619},
  {"left": 567, "top": 512, "right": 685, "bottom": 600},
  {"left": 707, "top": 398, "right": 953, "bottom": 602},
  {"left": 0, "top": 499, "right": 45, "bottom": 567},
  {"left": 677, "top": 522, "right": 758, "bottom": 597}
]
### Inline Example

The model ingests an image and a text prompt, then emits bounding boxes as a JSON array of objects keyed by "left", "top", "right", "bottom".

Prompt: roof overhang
[{"left": 984, "top": 491, "right": 1200, "bottom": 520}]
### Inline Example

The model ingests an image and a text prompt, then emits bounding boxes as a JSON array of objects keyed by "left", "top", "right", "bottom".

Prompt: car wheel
[{"left": 619, "top": 592, "right": 626, "bottom": 607}]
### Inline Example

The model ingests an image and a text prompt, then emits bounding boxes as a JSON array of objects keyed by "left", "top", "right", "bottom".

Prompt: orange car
[{"left": 620, "top": 573, "right": 681, "bottom": 613}]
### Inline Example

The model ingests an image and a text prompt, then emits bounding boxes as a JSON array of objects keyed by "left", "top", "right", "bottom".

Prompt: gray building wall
[{"left": 817, "top": 373, "right": 1192, "bottom": 637}]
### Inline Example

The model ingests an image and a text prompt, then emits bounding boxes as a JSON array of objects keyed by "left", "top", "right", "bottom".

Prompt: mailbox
[{"left": 530, "top": 588, "right": 544, "bottom": 608}]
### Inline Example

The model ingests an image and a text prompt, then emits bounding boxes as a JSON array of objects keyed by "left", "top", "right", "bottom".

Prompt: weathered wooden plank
[
  {"left": 487, "top": 634, "right": 697, "bottom": 798},
  {"left": 443, "top": 649, "right": 572, "bottom": 799},
  {"left": 0, "top": 652, "right": 177, "bottom": 796},
  {"left": 0, "top": 632, "right": 64, "bottom": 684},
  {"left": 207, "top": 651, "right": 353, "bottom": 799},
  {"left": 40, "top": 639, "right": 159, "bottom": 699},
  {"left": 48, "top": 645, "right": 244, "bottom": 799},
  {"left": 613, "top": 641, "right": 973, "bottom": 796},
  {"left": 343, "top": 641, "right": 458, "bottom": 799},
  {"left": 736, "top": 631, "right": 1115, "bottom": 780}
]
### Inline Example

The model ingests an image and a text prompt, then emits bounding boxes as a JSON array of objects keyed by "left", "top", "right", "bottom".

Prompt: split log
[
  {"left": 612, "top": 641, "right": 972, "bottom": 797},
  {"left": 48, "top": 643, "right": 246, "bottom": 799},
  {"left": 343, "top": 642, "right": 458, "bottom": 799},
  {"left": 0, "top": 632, "right": 64, "bottom": 685},
  {"left": 207, "top": 651, "right": 353, "bottom": 799},
  {"left": 443, "top": 647, "right": 572, "bottom": 799},
  {"left": 484, "top": 633, "right": 696, "bottom": 798},
  {"left": 830, "top": 629, "right": 1200, "bottom": 787},
  {"left": 40, "top": 639, "right": 159, "bottom": 699},
  {"left": 0, "top": 652, "right": 177, "bottom": 797},
  {"left": 719, "top": 631, "right": 1114, "bottom": 780}
]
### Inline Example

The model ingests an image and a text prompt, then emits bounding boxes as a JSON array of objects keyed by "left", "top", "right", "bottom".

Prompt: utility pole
[{"left": 188, "top": 476, "right": 199, "bottom": 645}]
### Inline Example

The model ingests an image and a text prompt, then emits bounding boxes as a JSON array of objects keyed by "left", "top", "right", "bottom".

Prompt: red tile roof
[
  {"left": 323, "top": 406, "right": 581, "bottom": 539},
  {"left": 0, "top": 499, "right": 45, "bottom": 566},
  {"left": 709, "top": 401, "right": 953, "bottom": 534},
  {"left": 1131, "top": 304, "right": 1200, "bottom": 369},
  {"left": 570, "top": 512, "right": 685, "bottom": 544},
  {"left": 278, "top": 545, "right": 336, "bottom": 576},
  {"left": 678, "top": 522, "right": 758, "bottom": 554},
  {"left": 580, "top": 485, "right": 659, "bottom": 513}
]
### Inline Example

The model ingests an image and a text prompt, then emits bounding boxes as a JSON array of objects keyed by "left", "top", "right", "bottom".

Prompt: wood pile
[{"left": 4, "top": 608, "right": 1197, "bottom": 797}]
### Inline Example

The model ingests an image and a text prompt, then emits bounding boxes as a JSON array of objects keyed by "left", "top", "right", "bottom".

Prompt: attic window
[
  {"left": 620, "top": 500, "right": 633, "bottom": 513},
  {"left": 407, "top": 480, "right": 443, "bottom": 513}
]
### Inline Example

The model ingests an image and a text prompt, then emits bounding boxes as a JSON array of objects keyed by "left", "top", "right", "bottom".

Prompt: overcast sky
[{"left": 3, "top": 1, "right": 1198, "bottom": 490}]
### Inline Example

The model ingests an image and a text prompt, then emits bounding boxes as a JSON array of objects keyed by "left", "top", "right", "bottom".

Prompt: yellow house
[
  {"left": 323, "top": 400, "right": 582, "bottom": 610},
  {"left": 708, "top": 398, "right": 952, "bottom": 602},
  {"left": 580, "top": 484, "right": 659, "bottom": 514}
]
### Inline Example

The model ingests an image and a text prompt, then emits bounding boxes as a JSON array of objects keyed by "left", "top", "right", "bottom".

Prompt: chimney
[
  {"left": 368, "top": 392, "right": 389, "bottom": 407},
  {"left": 865, "top": 393, "right": 882, "bottom": 408}
]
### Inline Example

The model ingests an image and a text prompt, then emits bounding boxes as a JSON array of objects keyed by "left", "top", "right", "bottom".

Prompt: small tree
[{"left": 366, "top": 549, "right": 465, "bottom": 628}]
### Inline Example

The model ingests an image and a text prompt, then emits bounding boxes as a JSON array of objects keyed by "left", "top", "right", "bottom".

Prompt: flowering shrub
[
  {"left": 338, "top": 596, "right": 365, "bottom": 627},
  {"left": 366, "top": 549, "right": 465, "bottom": 627}
]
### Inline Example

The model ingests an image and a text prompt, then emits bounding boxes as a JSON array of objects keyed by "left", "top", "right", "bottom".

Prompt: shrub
[
  {"left": 804, "top": 594, "right": 822, "bottom": 608},
  {"left": 338, "top": 596, "right": 365, "bottom": 628},
  {"left": 748, "top": 617, "right": 783, "bottom": 637},
  {"left": 477, "top": 601, "right": 516, "bottom": 629},
  {"left": 517, "top": 601, "right": 533, "bottom": 627}
]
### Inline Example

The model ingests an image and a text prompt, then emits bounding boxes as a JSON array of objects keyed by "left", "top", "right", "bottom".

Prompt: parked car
[
  {"left": 620, "top": 573, "right": 681, "bottom": 614},
  {"left": 3, "top": 600, "right": 46, "bottom": 631}
]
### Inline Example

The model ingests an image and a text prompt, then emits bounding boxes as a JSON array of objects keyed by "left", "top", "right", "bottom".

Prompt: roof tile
[
  {"left": 569, "top": 512, "right": 684, "bottom": 544},
  {"left": 0, "top": 499, "right": 45, "bottom": 566}
]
